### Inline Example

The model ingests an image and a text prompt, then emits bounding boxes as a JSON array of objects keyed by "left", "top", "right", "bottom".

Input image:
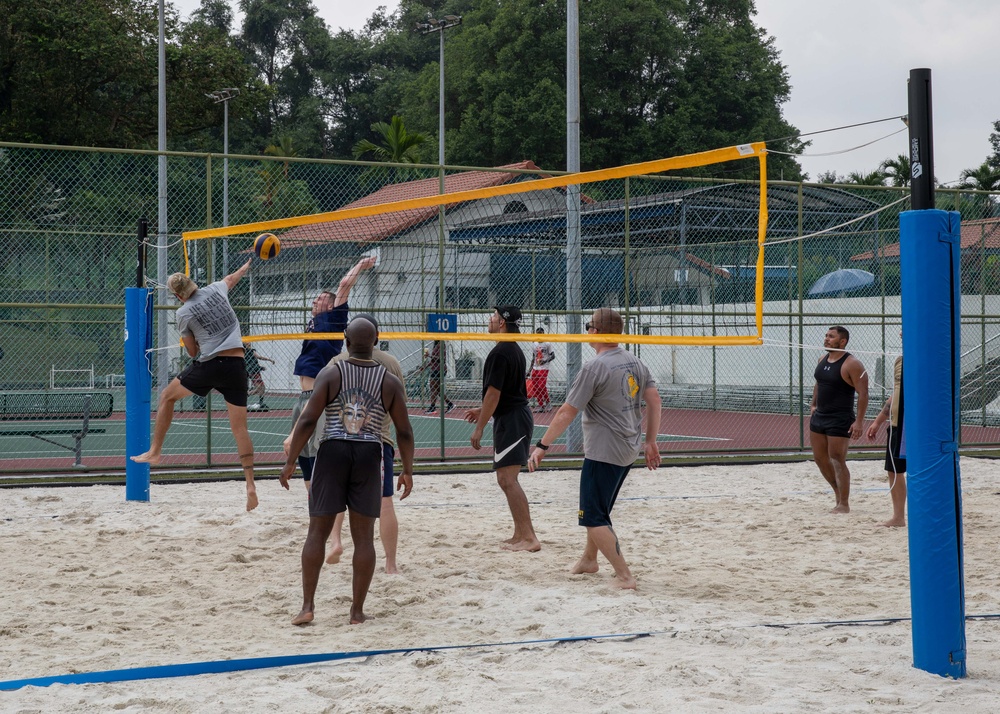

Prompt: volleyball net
[{"left": 181, "top": 143, "right": 769, "bottom": 355}]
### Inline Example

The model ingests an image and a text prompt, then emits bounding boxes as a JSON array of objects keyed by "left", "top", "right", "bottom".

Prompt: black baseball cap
[{"left": 494, "top": 305, "right": 522, "bottom": 325}]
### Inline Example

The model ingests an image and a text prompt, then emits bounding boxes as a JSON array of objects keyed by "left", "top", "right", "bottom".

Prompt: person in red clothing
[{"left": 528, "top": 327, "right": 555, "bottom": 412}]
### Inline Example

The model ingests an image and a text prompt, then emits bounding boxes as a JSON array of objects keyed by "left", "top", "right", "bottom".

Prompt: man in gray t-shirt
[
  {"left": 176, "top": 282, "right": 244, "bottom": 360},
  {"left": 132, "top": 258, "right": 260, "bottom": 512},
  {"left": 528, "top": 307, "right": 661, "bottom": 589}
]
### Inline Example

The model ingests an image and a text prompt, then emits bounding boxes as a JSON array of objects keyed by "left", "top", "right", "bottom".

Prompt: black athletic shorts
[
  {"left": 310, "top": 439, "right": 383, "bottom": 518},
  {"left": 382, "top": 443, "right": 395, "bottom": 498},
  {"left": 578, "top": 458, "right": 631, "bottom": 528},
  {"left": 884, "top": 423, "right": 906, "bottom": 473},
  {"left": 178, "top": 356, "right": 248, "bottom": 407},
  {"left": 492, "top": 404, "right": 533, "bottom": 469},
  {"left": 809, "top": 410, "right": 854, "bottom": 438}
]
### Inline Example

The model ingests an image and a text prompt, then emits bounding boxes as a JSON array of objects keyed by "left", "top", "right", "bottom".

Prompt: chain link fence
[{"left": 2, "top": 141, "right": 1000, "bottom": 473}]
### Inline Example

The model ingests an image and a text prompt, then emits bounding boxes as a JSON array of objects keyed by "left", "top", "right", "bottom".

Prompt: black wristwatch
[{"left": 535, "top": 441, "right": 549, "bottom": 451}]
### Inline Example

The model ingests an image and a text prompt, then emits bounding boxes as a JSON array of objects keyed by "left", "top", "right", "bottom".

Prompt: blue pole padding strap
[
  {"left": 124, "top": 288, "right": 153, "bottom": 502},
  {"left": 0, "top": 632, "right": 651, "bottom": 691},
  {"left": 899, "top": 209, "right": 967, "bottom": 679}
]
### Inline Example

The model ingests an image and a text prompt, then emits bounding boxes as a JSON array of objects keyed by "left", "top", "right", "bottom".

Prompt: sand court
[{"left": 3, "top": 458, "right": 1000, "bottom": 711}]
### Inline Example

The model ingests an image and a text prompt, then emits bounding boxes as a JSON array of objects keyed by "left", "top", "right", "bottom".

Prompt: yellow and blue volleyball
[{"left": 254, "top": 232, "right": 281, "bottom": 260}]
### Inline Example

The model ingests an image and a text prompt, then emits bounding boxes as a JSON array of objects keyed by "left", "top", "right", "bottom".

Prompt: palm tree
[
  {"left": 960, "top": 160, "right": 1000, "bottom": 192},
  {"left": 846, "top": 169, "right": 887, "bottom": 186},
  {"left": 352, "top": 116, "right": 428, "bottom": 165},
  {"left": 959, "top": 160, "right": 1000, "bottom": 219},
  {"left": 264, "top": 136, "right": 299, "bottom": 179},
  {"left": 258, "top": 137, "right": 300, "bottom": 208},
  {"left": 880, "top": 154, "right": 911, "bottom": 187}
]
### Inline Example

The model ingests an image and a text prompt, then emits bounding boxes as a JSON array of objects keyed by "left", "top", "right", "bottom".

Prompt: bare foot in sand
[
  {"left": 246, "top": 489, "right": 258, "bottom": 512},
  {"left": 830, "top": 504, "right": 850, "bottom": 514},
  {"left": 131, "top": 451, "right": 161, "bottom": 465},
  {"left": 385, "top": 564, "right": 399, "bottom": 574},
  {"left": 349, "top": 610, "right": 368, "bottom": 625},
  {"left": 292, "top": 608, "right": 314, "bottom": 626},
  {"left": 571, "top": 557, "right": 600, "bottom": 575},
  {"left": 325, "top": 542, "right": 344, "bottom": 565},
  {"left": 611, "top": 574, "right": 637, "bottom": 590},
  {"left": 502, "top": 536, "right": 517, "bottom": 544},
  {"left": 879, "top": 518, "right": 905, "bottom": 528},
  {"left": 502, "top": 538, "right": 541, "bottom": 552}
]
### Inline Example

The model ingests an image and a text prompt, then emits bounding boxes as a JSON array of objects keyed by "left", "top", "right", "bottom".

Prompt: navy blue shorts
[
  {"left": 178, "top": 356, "right": 248, "bottom": 407},
  {"left": 578, "top": 458, "right": 632, "bottom": 528},
  {"left": 382, "top": 443, "right": 395, "bottom": 497},
  {"left": 809, "top": 411, "right": 854, "bottom": 438},
  {"left": 310, "top": 439, "right": 383, "bottom": 519},
  {"left": 492, "top": 404, "right": 533, "bottom": 469},
  {"left": 884, "top": 423, "right": 906, "bottom": 473}
]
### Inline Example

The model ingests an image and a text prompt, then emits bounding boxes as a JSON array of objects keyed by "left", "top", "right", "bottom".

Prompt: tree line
[{"left": 1, "top": 0, "right": 807, "bottom": 179}]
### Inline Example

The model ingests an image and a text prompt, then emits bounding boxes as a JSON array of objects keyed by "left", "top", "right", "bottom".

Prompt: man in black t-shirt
[{"left": 464, "top": 305, "right": 539, "bottom": 552}]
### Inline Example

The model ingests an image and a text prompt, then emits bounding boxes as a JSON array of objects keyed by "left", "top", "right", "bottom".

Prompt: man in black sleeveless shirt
[
  {"left": 280, "top": 318, "right": 414, "bottom": 626},
  {"left": 809, "top": 326, "right": 869, "bottom": 514}
]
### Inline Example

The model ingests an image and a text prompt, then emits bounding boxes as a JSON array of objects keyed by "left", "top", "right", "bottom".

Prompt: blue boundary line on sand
[
  {"left": 4, "top": 615, "right": 1000, "bottom": 691},
  {"left": 0, "top": 632, "right": 652, "bottom": 691}
]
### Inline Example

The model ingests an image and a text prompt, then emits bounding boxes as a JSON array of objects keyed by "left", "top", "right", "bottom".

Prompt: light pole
[
  {"left": 416, "top": 14, "right": 461, "bottom": 457},
  {"left": 415, "top": 14, "right": 462, "bottom": 167},
  {"left": 207, "top": 88, "right": 240, "bottom": 276}
]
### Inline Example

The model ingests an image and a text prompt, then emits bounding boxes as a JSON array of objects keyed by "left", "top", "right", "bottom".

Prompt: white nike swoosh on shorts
[{"left": 493, "top": 436, "right": 526, "bottom": 463}]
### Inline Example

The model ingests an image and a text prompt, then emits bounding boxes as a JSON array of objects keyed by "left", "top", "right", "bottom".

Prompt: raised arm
[
  {"left": 223, "top": 258, "right": 252, "bottom": 291},
  {"left": 334, "top": 256, "right": 377, "bottom": 306}
]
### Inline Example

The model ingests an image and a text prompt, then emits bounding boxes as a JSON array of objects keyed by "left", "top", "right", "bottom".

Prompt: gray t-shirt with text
[
  {"left": 565, "top": 347, "right": 656, "bottom": 466},
  {"left": 176, "top": 281, "right": 243, "bottom": 361}
]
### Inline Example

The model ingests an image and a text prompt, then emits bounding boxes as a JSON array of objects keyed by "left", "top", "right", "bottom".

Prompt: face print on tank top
[{"left": 337, "top": 386, "right": 378, "bottom": 436}]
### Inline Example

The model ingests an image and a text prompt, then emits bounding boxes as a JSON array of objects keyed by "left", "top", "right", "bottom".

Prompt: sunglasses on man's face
[{"left": 585, "top": 322, "right": 594, "bottom": 332}]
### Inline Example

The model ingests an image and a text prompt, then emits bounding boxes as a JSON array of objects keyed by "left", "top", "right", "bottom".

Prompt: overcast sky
[{"left": 175, "top": 0, "right": 1000, "bottom": 184}]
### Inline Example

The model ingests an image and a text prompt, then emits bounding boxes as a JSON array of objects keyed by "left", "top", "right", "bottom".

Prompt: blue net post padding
[
  {"left": 899, "top": 209, "right": 966, "bottom": 678},
  {"left": 125, "top": 287, "right": 153, "bottom": 501}
]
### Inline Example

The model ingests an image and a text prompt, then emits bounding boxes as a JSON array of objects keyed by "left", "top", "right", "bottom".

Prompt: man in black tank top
[
  {"left": 280, "top": 318, "right": 414, "bottom": 626},
  {"left": 809, "top": 326, "right": 869, "bottom": 514}
]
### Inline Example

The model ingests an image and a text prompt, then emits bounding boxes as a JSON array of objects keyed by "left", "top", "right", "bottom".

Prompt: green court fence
[{"left": 2, "top": 141, "right": 1000, "bottom": 474}]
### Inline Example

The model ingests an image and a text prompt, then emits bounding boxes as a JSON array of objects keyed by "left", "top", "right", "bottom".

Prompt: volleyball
[{"left": 254, "top": 233, "right": 281, "bottom": 260}]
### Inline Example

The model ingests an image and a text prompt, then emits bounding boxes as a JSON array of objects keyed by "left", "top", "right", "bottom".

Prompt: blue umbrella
[{"left": 808, "top": 268, "right": 875, "bottom": 297}]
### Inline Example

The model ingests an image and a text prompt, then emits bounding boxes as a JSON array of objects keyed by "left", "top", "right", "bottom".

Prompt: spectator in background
[
  {"left": 244, "top": 344, "right": 274, "bottom": 412},
  {"left": 529, "top": 327, "right": 555, "bottom": 413},
  {"left": 424, "top": 340, "right": 454, "bottom": 414}
]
